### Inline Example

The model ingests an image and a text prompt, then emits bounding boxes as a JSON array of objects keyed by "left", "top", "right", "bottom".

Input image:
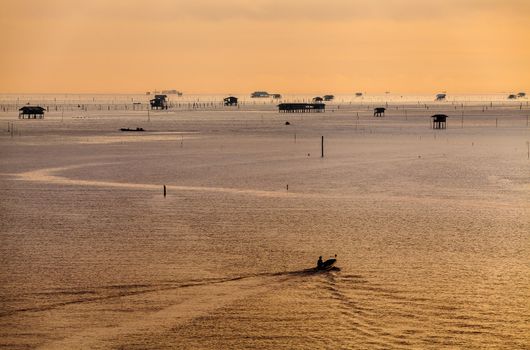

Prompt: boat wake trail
[
  {"left": 0, "top": 268, "right": 337, "bottom": 318},
  {"left": 1, "top": 268, "right": 344, "bottom": 350}
]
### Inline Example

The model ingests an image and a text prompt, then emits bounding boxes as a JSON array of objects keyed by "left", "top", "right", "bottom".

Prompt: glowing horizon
[{"left": 1, "top": 0, "right": 529, "bottom": 94}]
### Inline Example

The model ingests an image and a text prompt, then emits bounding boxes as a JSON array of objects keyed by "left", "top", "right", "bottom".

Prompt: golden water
[{"left": 1, "top": 96, "right": 528, "bottom": 349}]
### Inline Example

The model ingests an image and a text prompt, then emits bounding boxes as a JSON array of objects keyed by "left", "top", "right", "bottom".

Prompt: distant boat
[
  {"left": 517, "top": 92, "right": 526, "bottom": 98},
  {"left": 436, "top": 93, "right": 447, "bottom": 101},
  {"left": 161, "top": 90, "right": 183, "bottom": 96},
  {"left": 355, "top": 92, "right": 363, "bottom": 97},
  {"left": 251, "top": 91, "right": 270, "bottom": 98},
  {"left": 120, "top": 127, "right": 145, "bottom": 132},
  {"left": 323, "top": 95, "right": 334, "bottom": 101},
  {"left": 508, "top": 94, "right": 517, "bottom": 99}
]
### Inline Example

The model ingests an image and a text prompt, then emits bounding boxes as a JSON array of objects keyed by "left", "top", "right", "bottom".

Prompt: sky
[{"left": 1, "top": 0, "right": 529, "bottom": 94}]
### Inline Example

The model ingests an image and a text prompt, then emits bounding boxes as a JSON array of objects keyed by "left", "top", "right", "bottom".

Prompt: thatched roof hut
[
  {"left": 224, "top": 96, "right": 238, "bottom": 106},
  {"left": 431, "top": 114, "right": 448, "bottom": 129},
  {"left": 373, "top": 107, "right": 386, "bottom": 117},
  {"left": 150, "top": 95, "right": 168, "bottom": 109},
  {"left": 19, "top": 106, "right": 45, "bottom": 119}
]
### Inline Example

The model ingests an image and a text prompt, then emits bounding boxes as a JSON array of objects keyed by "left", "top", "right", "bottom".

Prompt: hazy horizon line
[{"left": 0, "top": 90, "right": 526, "bottom": 96}]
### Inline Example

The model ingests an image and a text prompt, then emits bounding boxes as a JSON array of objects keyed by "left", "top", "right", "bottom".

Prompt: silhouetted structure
[
  {"left": 19, "top": 106, "right": 45, "bottom": 119},
  {"left": 251, "top": 91, "right": 270, "bottom": 98},
  {"left": 271, "top": 94, "right": 282, "bottom": 99},
  {"left": 436, "top": 93, "right": 446, "bottom": 101},
  {"left": 373, "top": 107, "right": 386, "bottom": 117},
  {"left": 278, "top": 103, "right": 325, "bottom": 113},
  {"left": 161, "top": 90, "right": 183, "bottom": 96},
  {"left": 508, "top": 94, "right": 517, "bottom": 99},
  {"left": 431, "top": 114, "right": 448, "bottom": 129},
  {"left": 323, "top": 95, "right": 334, "bottom": 101},
  {"left": 517, "top": 92, "right": 526, "bottom": 98},
  {"left": 120, "top": 127, "right": 145, "bottom": 132},
  {"left": 150, "top": 95, "right": 168, "bottom": 109},
  {"left": 224, "top": 96, "right": 238, "bottom": 106},
  {"left": 355, "top": 92, "right": 363, "bottom": 97},
  {"left": 313, "top": 96, "right": 324, "bottom": 102}
]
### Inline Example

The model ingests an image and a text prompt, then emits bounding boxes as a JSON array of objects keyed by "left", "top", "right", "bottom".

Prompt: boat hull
[{"left": 316, "top": 258, "right": 336, "bottom": 271}]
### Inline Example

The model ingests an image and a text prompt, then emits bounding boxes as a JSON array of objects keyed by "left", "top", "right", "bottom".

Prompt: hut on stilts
[
  {"left": 19, "top": 106, "right": 46, "bottom": 119},
  {"left": 431, "top": 114, "right": 448, "bottom": 129}
]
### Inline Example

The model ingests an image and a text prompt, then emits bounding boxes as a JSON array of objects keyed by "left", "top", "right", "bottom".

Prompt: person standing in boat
[{"left": 317, "top": 256, "right": 323, "bottom": 268}]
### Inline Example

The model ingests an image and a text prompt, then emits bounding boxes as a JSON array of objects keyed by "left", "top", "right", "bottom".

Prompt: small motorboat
[
  {"left": 120, "top": 127, "right": 145, "bottom": 132},
  {"left": 316, "top": 256, "right": 337, "bottom": 271}
]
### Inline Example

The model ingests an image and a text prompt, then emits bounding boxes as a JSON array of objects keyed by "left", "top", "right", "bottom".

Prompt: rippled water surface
[{"left": 1, "top": 96, "right": 529, "bottom": 349}]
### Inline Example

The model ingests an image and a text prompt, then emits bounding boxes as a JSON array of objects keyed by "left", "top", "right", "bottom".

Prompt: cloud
[
  {"left": 99, "top": 0, "right": 530, "bottom": 22},
  {"left": 2, "top": 0, "right": 530, "bottom": 23}
]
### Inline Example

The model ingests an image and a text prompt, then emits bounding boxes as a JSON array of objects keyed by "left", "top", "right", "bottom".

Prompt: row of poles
[
  {"left": 1, "top": 99, "right": 528, "bottom": 113},
  {"left": 6, "top": 122, "right": 21, "bottom": 136}
]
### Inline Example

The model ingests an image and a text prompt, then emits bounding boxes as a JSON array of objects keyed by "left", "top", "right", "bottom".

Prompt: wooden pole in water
[
  {"left": 527, "top": 141, "right": 529, "bottom": 160},
  {"left": 321, "top": 136, "right": 324, "bottom": 158},
  {"left": 496, "top": 118, "right": 498, "bottom": 128},
  {"left": 163, "top": 185, "right": 166, "bottom": 197}
]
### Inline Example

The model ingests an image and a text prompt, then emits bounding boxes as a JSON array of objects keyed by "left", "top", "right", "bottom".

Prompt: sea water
[{"left": 0, "top": 94, "right": 528, "bottom": 349}]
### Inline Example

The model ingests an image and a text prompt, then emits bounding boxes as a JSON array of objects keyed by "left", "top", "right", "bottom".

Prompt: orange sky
[{"left": 1, "top": 0, "right": 529, "bottom": 94}]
